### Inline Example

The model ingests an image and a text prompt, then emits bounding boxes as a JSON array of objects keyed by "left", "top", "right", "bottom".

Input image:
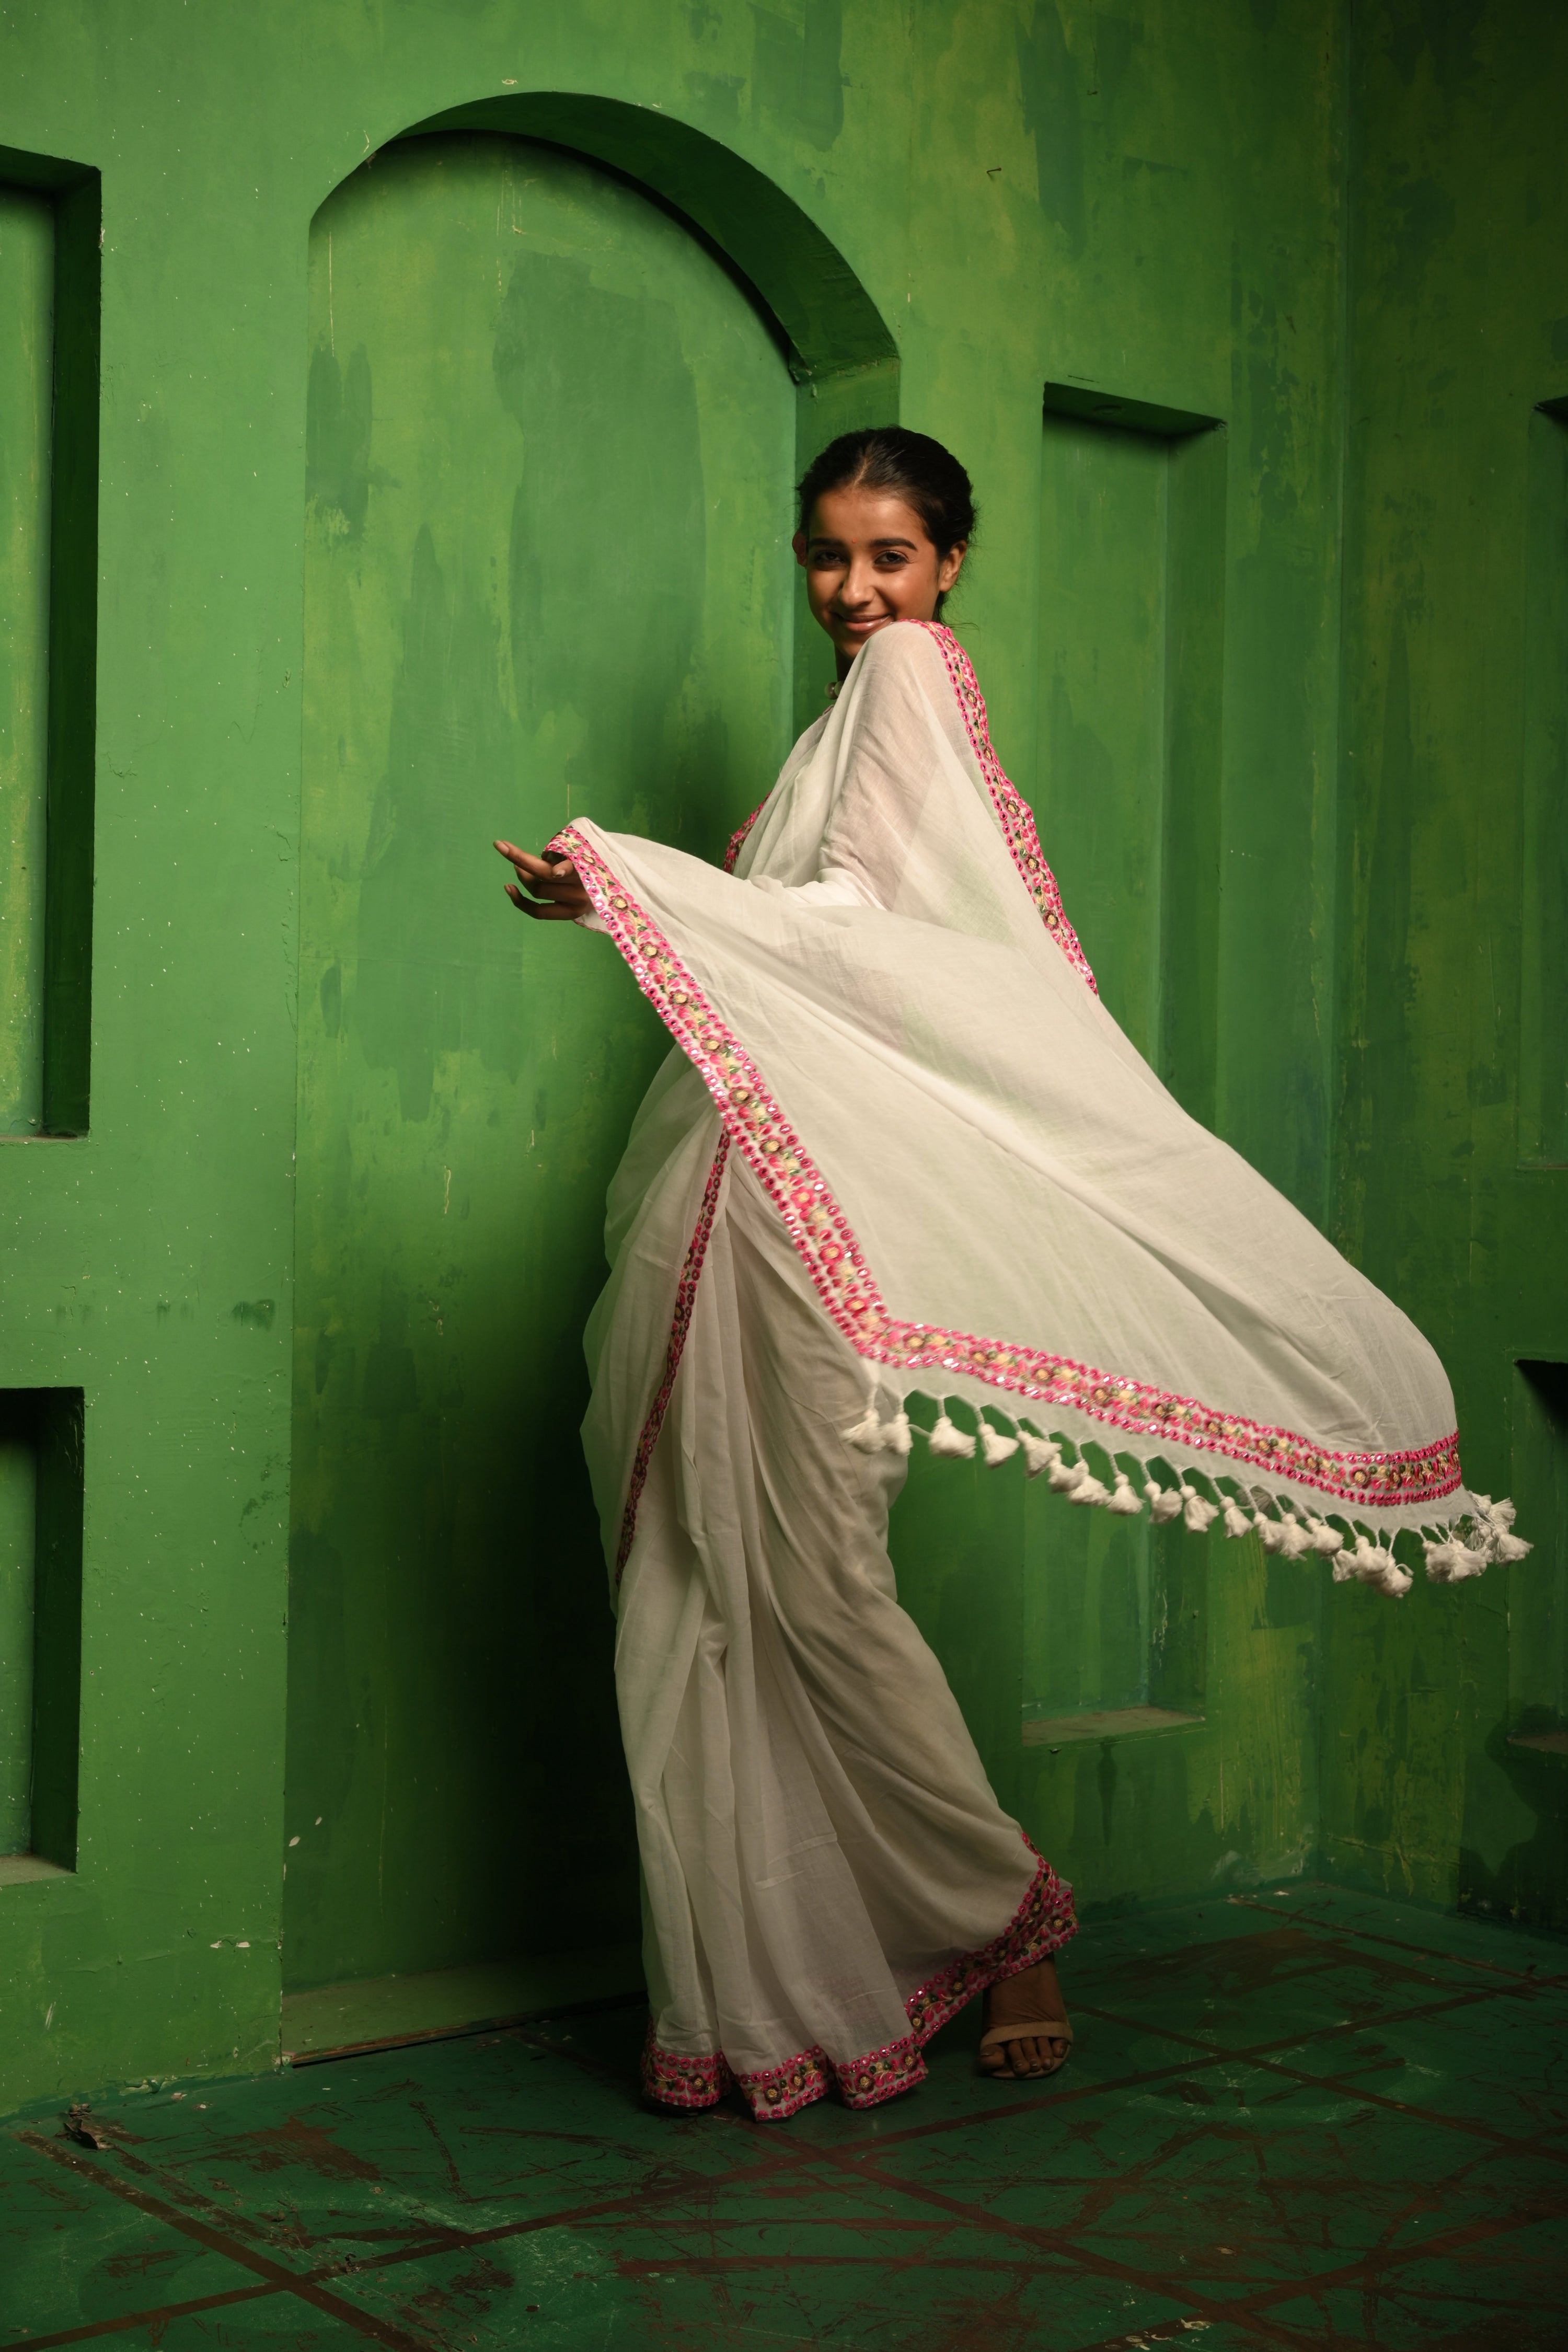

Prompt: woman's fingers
[
  {"left": 495, "top": 839, "right": 591, "bottom": 917},
  {"left": 505, "top": 883, "right": 581, "bottom": 920}
]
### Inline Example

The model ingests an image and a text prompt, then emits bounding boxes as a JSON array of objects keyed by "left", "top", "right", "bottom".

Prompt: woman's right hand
[{"left": 495, "top": 839, "right": 593, "bottom": 922}]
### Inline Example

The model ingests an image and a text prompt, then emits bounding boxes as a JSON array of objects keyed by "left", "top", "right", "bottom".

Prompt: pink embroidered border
[
  {"left": 906, "top": 620, "right": 1098, "bottom": 994},
  {"left": 642, "top": 1838, "right": 1077, "bottom": 2123},
  {"left": 723, "top": 803, "right": 765, "bottom": 875},
  {"left": 614, "top": 1138, "right": 729, "bottom": 1589},
  {"left": 551, "top": 825, "right": 1463, "bottom": 1512}
]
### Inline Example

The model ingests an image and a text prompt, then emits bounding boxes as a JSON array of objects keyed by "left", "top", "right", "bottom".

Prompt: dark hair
[{"left": 795, "top": 427, "right": 976, "bottom": 618}]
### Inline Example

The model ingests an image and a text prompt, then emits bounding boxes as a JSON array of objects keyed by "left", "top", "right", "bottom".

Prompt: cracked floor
[{"left": 3, "top": 1882, "right": 1565, "bottom": 2350}]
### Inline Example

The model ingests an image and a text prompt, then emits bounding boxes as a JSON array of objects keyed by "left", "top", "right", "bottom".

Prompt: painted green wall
[
  {"left": 0, "top": 0, "right": 1560, "bottom": 2117},
  {"left": 1325, "top": 0, "right": 1568, "bottom": 1927},
  {"left": 287, "top": 131, "right": 793, "bottom": 1991}
]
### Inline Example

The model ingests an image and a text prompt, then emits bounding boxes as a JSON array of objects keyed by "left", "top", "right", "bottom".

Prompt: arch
[
  {"left": 287, "top": 120, "right": 840, "bottom": 2000},
  {"left": 404, "top": 91, "right": 895, "bottom": 380},
  {"left": 400, "top": 92, "right": 899, "bottom": 730}
]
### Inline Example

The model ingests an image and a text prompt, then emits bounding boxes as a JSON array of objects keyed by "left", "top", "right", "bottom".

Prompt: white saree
[{"left": 559, "top": 620, "right": 1519, "bottom": 2120}]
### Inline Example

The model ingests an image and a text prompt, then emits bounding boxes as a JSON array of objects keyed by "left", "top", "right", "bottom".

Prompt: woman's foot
[{"left": 978, "top": 1957, "right": 1071, "bottom": 2080}]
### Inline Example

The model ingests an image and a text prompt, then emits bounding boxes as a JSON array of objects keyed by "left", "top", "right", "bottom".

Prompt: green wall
[
  {"left": 288, "top": 131, "right": 793, "bottom": 1991},
  {"left": 0, "top": 0, "right": 1562, "bottom": 2117},
  {"left": 1326, "top": 0, "right": 1568, "bottom": 1927}
]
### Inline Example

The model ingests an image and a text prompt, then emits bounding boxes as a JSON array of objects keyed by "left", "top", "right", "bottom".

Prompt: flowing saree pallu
[{"left": 563, "top": 621, "right": 1524, "bottom": 1601}]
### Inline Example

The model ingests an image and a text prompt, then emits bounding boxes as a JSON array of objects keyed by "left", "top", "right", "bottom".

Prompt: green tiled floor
[{"left": 3, "top": 1885, "right": 1565, "bottom": 2349}]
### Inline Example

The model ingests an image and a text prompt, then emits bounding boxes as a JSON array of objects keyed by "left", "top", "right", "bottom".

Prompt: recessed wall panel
[
  {"left": 1509, "top": 1361, "right": 1568, "bottom": 1745},
  {"left": 1025, "top": 391, "right": 1225, "bottom": 1731},
  {"left": 1520, "top": 402, "right": 1568, "bottom": 1166},
  {"left": 0, "top": 1388, "right": 82, "bottom": 1867},
  {"left": 0, "top": 189, "right": 53, "bottom": 1136},
  {"left": 0, "top": 1415, "right": 38, "bottom": 1852}
]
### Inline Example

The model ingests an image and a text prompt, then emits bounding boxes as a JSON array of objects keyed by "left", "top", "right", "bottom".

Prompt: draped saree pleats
[{"left": 616, "top": 1135, "right": 1074, "bottom": 2119}]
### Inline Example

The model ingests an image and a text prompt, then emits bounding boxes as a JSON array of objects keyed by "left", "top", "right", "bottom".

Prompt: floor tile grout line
[
  {"left": 82, "top": 2134, "right": 324, "bottom": 2252},
  {"left": 1225, "top": 1895, "right": 1568, "bottom": 1986},
  {"left": 836, "top": 2139, "right": 1568, "bottom": 2333},
  {"left": 15, "top": 2135, "right": 433, "bottom": 2352},
  {"left": 0, "top": 2281, "right": 283, "bottom": 2352},
  {"left": 56, "top": 2130, "right": 823, "bottom": 2299},
  {"left": 770, "top": 2138, "right": 1329, "bottom": 2351},
  {"left": 812, "top": 1978, "right": 1519, "bottom": 2153},
  {"left": 1232, "top": 2047, "right": 1568, "bottom": 2164},
  {"left": 1070, "top": 1992, "right": 1568, "bottom": 2166},
  {"left": 606, "top": 2173, "right": 1568, "bottom": 2328}
]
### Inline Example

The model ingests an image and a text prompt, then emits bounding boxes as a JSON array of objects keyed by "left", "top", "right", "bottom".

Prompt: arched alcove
[
  {"left": 404, "top": 91, "right": 900, "bottom": 734},
  {"left": 283, "top": 116, "right": 894, "bottom": 2016}
]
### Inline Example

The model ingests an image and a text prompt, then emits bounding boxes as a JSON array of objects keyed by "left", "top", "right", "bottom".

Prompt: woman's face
[{"left": 793, "top": 483, "right": 966, "bottom": 668}]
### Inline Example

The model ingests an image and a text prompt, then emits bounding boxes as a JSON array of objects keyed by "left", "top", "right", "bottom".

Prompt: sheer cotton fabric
[
  {"left": 570, "top": 622, "right": 1505, "bottom": 1602},
  {"left": 614, "top": 1128, "right": 1074, "bottom": 2119}
]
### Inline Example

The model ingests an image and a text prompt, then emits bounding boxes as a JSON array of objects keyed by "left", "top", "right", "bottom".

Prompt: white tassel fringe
[
  {"left": 978, "top": 1419, "right": 1020, "bottom": 1467},
  {"left": 927, "top": 1404, "right": 976, "bottom": 1459},
  {"left": 842, "top": 1384, "right": 1526, "bottom": 1600}
]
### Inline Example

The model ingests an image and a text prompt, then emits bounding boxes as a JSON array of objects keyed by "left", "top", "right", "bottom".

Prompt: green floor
[{"left": 3, "top": 1883, "right": 1565, "bottom": 2350}]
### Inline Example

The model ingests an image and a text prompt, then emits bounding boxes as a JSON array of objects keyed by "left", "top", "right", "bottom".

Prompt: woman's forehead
[{"left": 807, "top": 485, "right": 932, "bottom": 544}]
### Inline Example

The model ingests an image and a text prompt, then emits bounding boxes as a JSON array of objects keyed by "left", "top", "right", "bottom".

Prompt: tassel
[
  {"left": 978, "top": 1419, "right": 1020, "bottom": 1467},
  {"left": 1146, "top": 1478, "right": 1184, "bottom": 1524},
  {"left": 883, "top": 1410, "right": 914, "bottom": 1458},
  {"left": 1369, "top": 1548, "right": 1413, "bottom": 1598},
  {"left": 1221, "top": 1500, "right": 1253, "bottom": 1541},
  {"left": 1472, "top": 1495, "right": 1531, "bottom": 1563},
  {"left": 1050, "top": 1455, "right": 1088, "bottom": 1494},
  {"left": 1179, "top": 1482, "right": 1219, "bottom": 1533},
  {"left": 927, "top": 1408, "right": 976, "bottom": 1460},
  {"left": 1306, "top": 1517, "right": 1344, "bottom": 1557},
  {"left": 1423, "top": 1536, "right": 1488, "bottom": 1583},
  {"left": 1276, "top": 1513, "right": 1313, "bottom": 1560},
  {"left": 1254, "top": 1512, "right": 1286, "bottom": 1554},
  {"left": 845, "top": 1386, "right": 886, "bottom": 1452},
  {"left": 1108, "top": 1471, "right": 1144, "bottom": 1515},
  {"left": 1019, "top": 1429, "right": 1060, "bottom": 1479},
  {"left": 1068, "top": 1470, "right": 1111, "bottom": 1506},
  {"left": 1336, "top": 1535, "right": 1413, "bottom": 1598}
]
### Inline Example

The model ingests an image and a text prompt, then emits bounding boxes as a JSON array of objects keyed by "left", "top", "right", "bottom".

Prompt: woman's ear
[
  {"left": 792, "top": 531, "right": 809, "bottom": 567},
  {"left": 938, "top": 540, "right": 967, "bottom": 594}
]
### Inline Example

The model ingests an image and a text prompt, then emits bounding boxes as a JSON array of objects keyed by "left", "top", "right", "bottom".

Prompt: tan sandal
[{"left": 977, "top": 2017, "right": 1074, "bottom": 2081}]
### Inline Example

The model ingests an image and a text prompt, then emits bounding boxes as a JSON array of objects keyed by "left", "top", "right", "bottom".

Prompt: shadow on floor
[{"left": 3, "top": 1883, "right": 1566, "bottom": 2349}]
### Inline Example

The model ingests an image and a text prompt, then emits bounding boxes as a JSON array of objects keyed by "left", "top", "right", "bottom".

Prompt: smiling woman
[
  {"left": 792, "top": 427, "right": 975, "bottom": 665},
  {"left": 497, "top": 418, "right": 1517, "bottom": 2124}
]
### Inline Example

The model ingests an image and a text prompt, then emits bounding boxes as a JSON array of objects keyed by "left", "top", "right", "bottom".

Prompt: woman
[{"left": 497, "top": 429, "right": 1519, "bottom": 2123}]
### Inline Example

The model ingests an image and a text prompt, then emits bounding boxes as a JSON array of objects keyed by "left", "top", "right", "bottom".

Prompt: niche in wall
[
  {"left": 1508, "top": 1359, "right": 1568, "bottom": 1754},
  {"left": 0, "top": 148, "right": 100, "bottom": 1138},
  {"left": 1022, "top": 381, "right": 1226, "bottom": 1745},
  {"left": 1035, "top": 380, "right": 1226, "bottom": 1118},
  {"left": 286, "top": 117, "right": 896, "bottom": 2012},
  {"left": 0, "top": 1387, "right": 84, "bottom": 1875},
  {"left": 1520, "top": 397, "right": 1568, "bottom": 1167}
]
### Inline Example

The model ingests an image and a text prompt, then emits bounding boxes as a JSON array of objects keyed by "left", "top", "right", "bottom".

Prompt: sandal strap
[{"left": 977, "top": 2018, "right": 1074, "bottom": 2055}]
